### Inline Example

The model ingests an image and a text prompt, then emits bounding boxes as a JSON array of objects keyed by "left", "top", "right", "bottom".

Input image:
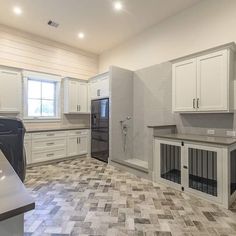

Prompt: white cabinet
[
  {"left": 89, "top": 73, "right": 109, "bottom": 100},
  {"left": 28, "top": 129, "right": 89, "bottom": 164},
  {"left": 64, "top": 78, "right": 89, "bottom": 114},
  {"left": 31, "top": 131, "right": 67, "bottom": 163},
  {"left": 154, "top": 138, "right": 235, "bottom": 208},
  {"left": 197, "top": 50, "right": 228, "bottom": 111},
  {"left": 172, "top": 59, "right": 197, "bottom": 112},
  {"left": 172, "top": 46, "right": 234, "bottom": 113},
  {"left": 67, "top": 130, "right": 89, "bottom": 157},
  {"left": 0, "top": 68, "right": 22, "bottom": 114},
  {"left": 67, "top": 136, "right": 78, "bottom": 157}
]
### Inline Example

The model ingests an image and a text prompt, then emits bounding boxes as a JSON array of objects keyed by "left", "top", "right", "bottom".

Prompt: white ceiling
[{"left": 0, "top": 0, "right": 201, "bottom": 54}]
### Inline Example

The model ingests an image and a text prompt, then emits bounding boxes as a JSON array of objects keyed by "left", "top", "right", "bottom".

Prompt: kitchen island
[{"left": 0, "top": 151, "right": 34, "bottom": 236}]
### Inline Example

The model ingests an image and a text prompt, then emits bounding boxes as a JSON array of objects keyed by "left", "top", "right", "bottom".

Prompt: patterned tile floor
[{"left": 24, "top": 157, "right": 236, "bottom": 236}]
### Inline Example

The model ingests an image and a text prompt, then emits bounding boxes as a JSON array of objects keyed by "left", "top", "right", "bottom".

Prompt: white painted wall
[{"left": 99, "top": 0, "right": 236, "bottom": 72}]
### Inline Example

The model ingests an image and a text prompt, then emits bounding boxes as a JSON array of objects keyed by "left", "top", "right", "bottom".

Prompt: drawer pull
[
  {"left": 47, "top": 133, "right": 55, "bottom": 136},
  {"left": 47, "top": 153, "right": 54, "bottom": 157},
  {"left": 46, "top": 142, "right": 55, "bottom": 146}
]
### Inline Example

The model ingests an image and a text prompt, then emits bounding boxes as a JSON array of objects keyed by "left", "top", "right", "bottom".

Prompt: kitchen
[{"left": 1, "top": 0, "right": 236, "bottom": 235}]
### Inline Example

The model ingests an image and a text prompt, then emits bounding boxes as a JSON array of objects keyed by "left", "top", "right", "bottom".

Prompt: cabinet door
[
  {"left": 87, "top": 83, "right": 91, "bottom": 112},
  {"left": 67, "top": 136, "right": 79, "bottom": 156},
  {"left": 90, "top": 80, "right": 99, "bottom": 99},
  {"left": 172, "top": 59, "right": 197, "bottom": 112},
  {"left": 68, "top": 80, "right": 78, "bottom": 112},
  {"left": 0, "top": 70, "right": 21, "bottom": 113},
  {"left": 197, "top": 50, "right": 228, "bottom": 111},
  {"left": 100, "top": 76, "right": 109, "bottom": 98},
  {"left": 78, "top": 83, "right": 88, "bottom": 112},
  {"left": 78, "top": 135, "right": 88, "bottom": 155},
  {"left": 186, "top": 144, "right": 223, "bottom": 203},
  {"left": 154, "top": 139, "right": 182, "bottom": 189},
  {"left": 24, "top": 141, "right": 32, "bottom": 164}
]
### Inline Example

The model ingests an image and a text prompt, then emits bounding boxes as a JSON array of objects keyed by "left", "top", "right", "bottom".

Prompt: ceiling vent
[{"left": 48, "top": 20, "right": 59, "bottom": 28}]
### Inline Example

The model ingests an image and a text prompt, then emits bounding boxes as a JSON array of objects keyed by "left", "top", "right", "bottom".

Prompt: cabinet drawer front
[
  {"left": 32, "top": 148, "right": 66, "bottom": 163},
  {"left": 32, "top": 138, "right": 67, "bottom": 151},
  {"left": 32, "top": 131, "right": 67, "bottom": 140},
  {"left": 68, "top": 130, "right": 89, "bottom": 136},
  {"left": 25, "top": 133, "right": 32, "bottom": 141}
]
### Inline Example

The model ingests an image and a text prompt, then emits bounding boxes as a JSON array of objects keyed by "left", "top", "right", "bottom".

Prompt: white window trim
[{"left": 23, "top": 72, "right": 62, "bottom": 121}]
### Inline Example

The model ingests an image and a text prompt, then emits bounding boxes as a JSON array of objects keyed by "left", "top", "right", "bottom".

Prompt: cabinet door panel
[
  {"left": 78, "top": 135, "right": 88, "bottom": 155},
  {"left": 78, "top": 83, "right": 88, "bottom": 112},
  {"left": 90, "top": 80, "right": 99, "bottom": 99},
  {"left": 186, "top": 144, "right": 223, "bottom": 203},
  {"left": 68, "top": 80, "right": 78, "bottom": 112},
  {"left": 67, "top": 136, "right": 78, "bottom": 157},
  {"left": 197, "top": 50, "right": 228, "bottom": 111},
  {"left": 100, "top": 76, "right": 109, "bottom": 98},
  {"left": 172, "top": 59, "right": 197, "bottom": 112},
  {"left": 0, "top": 70, "right": 21, "bottom": 112}
]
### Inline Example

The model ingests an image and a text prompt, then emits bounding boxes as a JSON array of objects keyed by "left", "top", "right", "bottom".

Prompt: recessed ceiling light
[
  {"left": 114, "top": 1, "right": 123, "bottom": 11},
  {"left": 78, "top": 32, "right": 85, "bottom": 39},
  {"left": 13, "top": 6, "right": 22, "bottom": 15}
]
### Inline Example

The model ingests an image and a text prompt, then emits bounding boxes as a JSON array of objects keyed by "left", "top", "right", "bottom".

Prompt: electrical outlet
[
  {"left": 226, "top": 131, "right": 236, "bottom": 137},
  {"left": 207, "top": 129, "right": 215, "bottom": 135}
]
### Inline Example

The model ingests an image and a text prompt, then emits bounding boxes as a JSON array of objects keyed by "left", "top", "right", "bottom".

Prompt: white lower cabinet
[
  {"left": 25, "top": 129, "right": 89, "bottom": 164},
  {"left": 67, "top": 130, "right": 89, "bottom": 157},
  {"left": 154, "top": 138, "right": 234, "bottom": 208}
]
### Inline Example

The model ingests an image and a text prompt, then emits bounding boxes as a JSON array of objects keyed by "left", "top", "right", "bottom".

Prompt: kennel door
[
  {"left": 154, "top": 139, "right": 182, "bottom": 189},
  {"left": 185, "top": 143, "right": 223, "bottom": 203}
]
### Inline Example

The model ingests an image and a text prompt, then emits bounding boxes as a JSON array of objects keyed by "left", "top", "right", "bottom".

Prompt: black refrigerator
[{"left": 91, "top": 98, "right": 109, "bottom": 162}]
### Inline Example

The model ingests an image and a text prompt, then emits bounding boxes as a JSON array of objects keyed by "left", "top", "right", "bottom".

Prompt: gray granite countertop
[
  {"left": 154, "top": 133, "right": 236, "bottom": 146},
  {"left": 0, "top": 151, "right": 35, "bottom": 221},
  {"left": 26, "top": 126, "right": 90, "bottom": 133},
  {"left": 147, "top": 124, "right": 176, "bottom": 128}
]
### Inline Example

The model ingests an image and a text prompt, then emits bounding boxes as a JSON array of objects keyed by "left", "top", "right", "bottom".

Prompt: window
[
  {"left": 28, "top": 79, "right": 56, "bottom": 117},
  {"left": 23, "top": 72, "right": 61, "bottom": 120}
]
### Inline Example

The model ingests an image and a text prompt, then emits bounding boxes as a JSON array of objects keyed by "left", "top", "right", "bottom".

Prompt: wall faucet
[{"left": 120, "top": 116, "right": 132, "bottom": 124}]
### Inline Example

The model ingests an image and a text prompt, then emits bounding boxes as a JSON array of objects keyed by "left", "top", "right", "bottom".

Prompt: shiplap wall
[{"left": 0, "top": 24, "right": 98, "bottom": 80}]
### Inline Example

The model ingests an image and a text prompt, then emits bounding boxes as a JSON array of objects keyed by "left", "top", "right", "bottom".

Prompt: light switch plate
[
  {"left": 207, "top": 129, "right": 215, "bottom": 135},
  {"left": 226, "top": 130, "right": 236, "bottom": 137}
]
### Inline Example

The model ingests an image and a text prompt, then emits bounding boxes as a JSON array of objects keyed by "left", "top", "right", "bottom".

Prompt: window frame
[{"left": 23, "top": 75, "right": 61, "bottom": 122}]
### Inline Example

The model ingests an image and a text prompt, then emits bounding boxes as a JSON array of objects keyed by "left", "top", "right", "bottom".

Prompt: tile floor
[{"left": 24, "top": 157, "right": 236, "bottom": 236}]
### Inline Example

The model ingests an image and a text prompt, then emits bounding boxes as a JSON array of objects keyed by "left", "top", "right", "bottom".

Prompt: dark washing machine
[{"left": 0, "top": 117, "right": 26, "bottom": 182}]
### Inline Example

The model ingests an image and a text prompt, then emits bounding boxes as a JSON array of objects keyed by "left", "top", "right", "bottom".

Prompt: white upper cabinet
[
  {"left": 89, "top": 73, "right": 109, "bottom": 100},
  {"left": 197, "top": 50, "right": 228, "bottom": 111},
  {"left": 172, "top": 59, "right": 197, "bottom": 112},
  {"left": 64, "top": 78, "right": 89, "bottom": 114},
  {"left": 0, "top": 68, "right": 22, "bottom": 113},
  {"left": 172, "top": 45, "right": 234, "bottom": 113}
]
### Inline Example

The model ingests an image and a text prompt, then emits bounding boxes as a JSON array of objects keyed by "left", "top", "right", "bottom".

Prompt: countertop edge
[
  {"left": 0, "top": 202, "right": 35, "bottom": 222},
  {"left": 154, "top": 134, "right": 236, "bottom": 146},
  {"left": 26, "top": 127, "right": 90, "bottom": 133},
  {"left": 147, "top": 125, "right": 176, "bottom": 128}
]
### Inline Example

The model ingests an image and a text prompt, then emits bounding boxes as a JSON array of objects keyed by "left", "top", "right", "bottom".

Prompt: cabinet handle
[
  {"left": 47, "top": 153, "right": 54, "bottom": 157},
  {"left": 197, "top": 98, "right": 200, "bottom": 108},
  {"left": 46, "top": 142, "right": 55, "bottom": 146},
  {"left": 77, "top": 137, "right": 78, "bottom": 144},
  {"left": 97, "top": 89, "right": 100, "bottom": 97},
  {"left": 79, "top": 105, "right": 81, "bottom": 111},
  {"left": 193, "top": 99, "right": 196, "bottom": 109},
  {"left": 79, "top": 137, "right": 81, "bottom": 144}
]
